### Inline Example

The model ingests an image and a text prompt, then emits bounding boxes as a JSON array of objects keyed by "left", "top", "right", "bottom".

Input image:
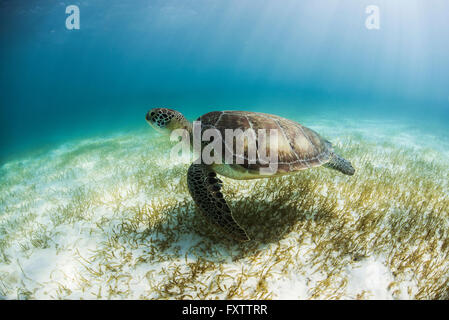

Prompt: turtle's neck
[{"left": 182, "top": 119, "right": 193, "bottom": 137}]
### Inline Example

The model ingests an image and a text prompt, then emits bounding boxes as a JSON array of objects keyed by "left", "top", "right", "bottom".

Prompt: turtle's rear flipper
[
  {"left": 324, "top": 153, "right": 355, "bottom": 175},
  {"left": 187, "top": 163, "right": 250, "bottom": 241}
]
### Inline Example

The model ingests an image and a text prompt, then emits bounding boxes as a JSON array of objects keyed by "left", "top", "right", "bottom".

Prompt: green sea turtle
[{"left": 146, "top": 108, "right": 355, "bottom": 241}]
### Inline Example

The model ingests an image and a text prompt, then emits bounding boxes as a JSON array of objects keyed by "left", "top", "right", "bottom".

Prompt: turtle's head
[{"left": 146, "top": 108, "right": 191, "bottom": 135}]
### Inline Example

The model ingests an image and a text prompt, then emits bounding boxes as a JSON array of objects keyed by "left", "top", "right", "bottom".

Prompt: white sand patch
[{"left": 345, "top": 256, "right": 394, "bottom": 299}]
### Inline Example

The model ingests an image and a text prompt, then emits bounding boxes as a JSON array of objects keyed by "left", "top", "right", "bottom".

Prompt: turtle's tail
[{"left": 324, "top": 153, "right": 355, "bottom": 176}]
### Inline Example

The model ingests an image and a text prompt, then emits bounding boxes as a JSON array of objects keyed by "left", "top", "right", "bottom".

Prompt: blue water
[{"left": 1, "top": 0, "right": 449, "bottom": 163}]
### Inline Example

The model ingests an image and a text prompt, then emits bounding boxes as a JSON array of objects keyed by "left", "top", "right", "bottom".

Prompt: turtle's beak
[
  {"left": 145, "top": 110, "right": 157, "bottom": 130},
  {"left": 145, "top": 111, "right": 152, "bottom": 123}
]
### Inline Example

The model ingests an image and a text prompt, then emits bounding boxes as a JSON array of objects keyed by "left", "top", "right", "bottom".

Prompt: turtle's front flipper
[
  {"left": 187, "top": 163, "right": 250, "bottom": 241},
  {"left": 324, "top": 153, "right": 355, "bottom": 175}
]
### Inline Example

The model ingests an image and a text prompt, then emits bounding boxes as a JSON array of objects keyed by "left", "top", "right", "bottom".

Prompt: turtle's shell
[{"left": 197, "top": 111, "right": 333, "bottom": 174}]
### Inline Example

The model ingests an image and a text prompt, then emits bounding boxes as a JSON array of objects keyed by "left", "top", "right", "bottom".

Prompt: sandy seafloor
[{"left": 1, "top": 115, "right": 448, "bottom": 300}]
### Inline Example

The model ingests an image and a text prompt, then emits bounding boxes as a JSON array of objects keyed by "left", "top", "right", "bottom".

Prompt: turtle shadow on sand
[
  {"left": 192, "top": 197, "right": 333, "bottom": 246},
  {"left": 115, "top": 191, "right": 332, "bottom": 260},
  {"left": 233, "top": 199, "right": 313, "bottom": 242},
  {"left": 169, "top": 194, "right": 330, "bottom": 242}
]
